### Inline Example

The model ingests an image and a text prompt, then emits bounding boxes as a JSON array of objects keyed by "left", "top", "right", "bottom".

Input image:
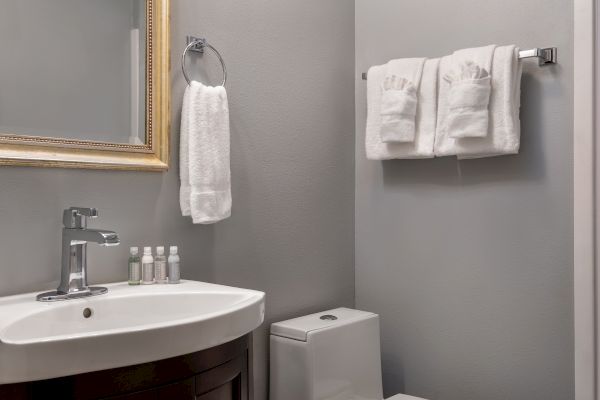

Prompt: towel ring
[{"left": 181, "top": 39, "right": 227, "bottom": 87}]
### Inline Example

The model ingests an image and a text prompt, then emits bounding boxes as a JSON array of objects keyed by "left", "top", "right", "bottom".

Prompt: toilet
[{"left": 270, "top": 307, "right": 426, "bottom": 400}]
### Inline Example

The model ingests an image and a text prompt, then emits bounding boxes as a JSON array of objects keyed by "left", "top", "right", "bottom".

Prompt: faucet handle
[{"left": 63, "top": 207, "right": 98, "bottom": 228}]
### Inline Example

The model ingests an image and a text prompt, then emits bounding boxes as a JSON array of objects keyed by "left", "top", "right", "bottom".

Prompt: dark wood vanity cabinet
[{"left": 0, "top": 335, "right": 252, "bottom": 400}]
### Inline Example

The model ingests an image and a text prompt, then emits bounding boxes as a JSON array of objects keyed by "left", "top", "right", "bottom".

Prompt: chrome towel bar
[{"left": 360, "top": 47, "right": 557, "bottom": 80}]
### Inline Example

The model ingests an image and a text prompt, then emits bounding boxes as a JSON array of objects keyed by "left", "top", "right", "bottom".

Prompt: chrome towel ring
[{"left": 181, "top": 37, "right": 227, "bottom": 87}]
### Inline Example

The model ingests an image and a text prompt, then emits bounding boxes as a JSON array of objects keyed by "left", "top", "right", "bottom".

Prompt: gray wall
[
  {"left": 355, "top": 1, "right": 573, "bottom": 400},
  {"left": 0, "top": 1, "right": 356, "bottom": 399}
]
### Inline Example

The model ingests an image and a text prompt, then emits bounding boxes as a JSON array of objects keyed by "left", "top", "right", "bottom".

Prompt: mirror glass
[{"left": 0, "top": 0, "right": 147, "bottom": 145}]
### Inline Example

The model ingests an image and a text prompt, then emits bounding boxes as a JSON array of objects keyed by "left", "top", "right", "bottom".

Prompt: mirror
[{"left": 0, "top": 0, "right": 170, "bottom": 171}]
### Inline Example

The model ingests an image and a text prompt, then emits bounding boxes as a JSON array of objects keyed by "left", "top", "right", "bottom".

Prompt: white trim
[{"left": 575, "top": 0, "right": 597, "bottom": 399}]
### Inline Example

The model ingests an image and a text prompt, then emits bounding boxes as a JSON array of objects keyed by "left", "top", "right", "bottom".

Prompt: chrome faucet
[{"left": 37, "top": 207, "right": 120, "bottom": 302}]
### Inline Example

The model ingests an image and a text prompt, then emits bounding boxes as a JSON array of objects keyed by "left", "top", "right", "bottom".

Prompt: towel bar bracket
[
  {"left": 360, "top": 47, "right": 558, "bottom": 80},
  {"left": 519, "top": 47, "right": 557, "bottom": 65},
  {"left": 186, "top": 36, "right": 206, "bottom": 54}
]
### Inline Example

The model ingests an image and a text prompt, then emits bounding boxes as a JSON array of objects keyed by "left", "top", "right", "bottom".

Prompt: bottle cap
[
  {"left": 156, "top": 246, "right": 165, "bottom": 255},
  {"left": 130, "top": 246, "right": 139, "bottom": 255},
  {"left": 143, "top": 246, "right": 152, "bottom": 254},
  {"left": 170, "top": 246, "right": 178, "bottom": 254}
]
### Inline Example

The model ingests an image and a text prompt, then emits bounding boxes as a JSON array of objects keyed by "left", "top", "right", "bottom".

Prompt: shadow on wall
[
  {"left": 381, "top": 71, "right": 556, "bottom": 187},
  {"left": 381, "top": 353, "right": 406, "bottom": 398}
]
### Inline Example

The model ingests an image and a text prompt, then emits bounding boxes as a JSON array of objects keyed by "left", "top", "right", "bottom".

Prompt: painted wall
[
  {"left": 355, "top": 1, "right": 573, "bottom": 399},
  {"left": 0, "top": 0, "right": 356, "bottom": 398}
]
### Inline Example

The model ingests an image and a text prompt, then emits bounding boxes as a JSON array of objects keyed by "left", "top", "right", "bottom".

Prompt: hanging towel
[
  {"left": 379, "top": 58, "right": 426, "bottom": 143},
  {"left": 444, "top": 45, "right": 496, "bottom": 138},
  {"left": 366, "top": 58, "right": 440, "bottom": 160},
  {"left": 179, "top": 81, "right": 231, "bottom": 224},
  {"left": 434, "top": 45, "right": 522, "bottom": 158}
]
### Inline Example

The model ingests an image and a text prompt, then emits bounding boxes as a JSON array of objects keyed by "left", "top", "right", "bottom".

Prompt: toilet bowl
[{"left": 269, "top": 308, "right": 427, "bottom": 400}]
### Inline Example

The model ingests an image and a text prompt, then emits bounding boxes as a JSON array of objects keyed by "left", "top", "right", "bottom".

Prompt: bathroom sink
[{"left": 0, "top": 280, "right": 265, "bottom": 384}]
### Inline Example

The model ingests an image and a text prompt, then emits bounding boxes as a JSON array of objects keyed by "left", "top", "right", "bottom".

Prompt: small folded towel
[
  {"left": 366, "top": 58, "right": 440, "bottom": 160},
  {"left": 379, "top": 58, "right": 426, "bottom": 143},
  {"left": 434, "top": 45, "right": 522, "bottom": 158},
  {"left": 444, "top": 45, "right": 496, "bottom": 138},
  {"left": 179, "top": 81, "right": 231, "bottom": 224},
  {"left": 380, "top": 76, "right": 418, "bottom": 143}
]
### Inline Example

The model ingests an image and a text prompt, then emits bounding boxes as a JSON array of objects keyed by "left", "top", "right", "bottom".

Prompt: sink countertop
[{"left": 0, "top": 280, "right": 265, "bottom": 384}]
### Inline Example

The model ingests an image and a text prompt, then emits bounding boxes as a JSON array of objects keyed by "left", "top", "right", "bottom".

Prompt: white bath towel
[
  {"left": 434, "top": 45, "right": 522, "bottom": 158},
  {"left": 444, "top": 45, "right": 496, "bottom": 138},
  {"left": 179, "top": 81, "right": 231, "bottom": 224},
  {"left": 366, "top": 58, "right": 440, "bottom": 160},
  {"left": 379, "top": 58, "right": 426, "bottom": 143}
]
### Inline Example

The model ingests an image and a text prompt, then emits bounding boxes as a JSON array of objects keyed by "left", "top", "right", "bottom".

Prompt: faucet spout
[{"left": 67, "top": 229, "right": 120, "bottom": 246}]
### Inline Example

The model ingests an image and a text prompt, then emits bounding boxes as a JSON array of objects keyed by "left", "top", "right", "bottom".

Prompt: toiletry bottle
[
  {"left": 168, "top": 246, "right": 181, "bottom": 284},
  {"left": 154, "top": 246, "right": 168, "bottom": 284},
  {"left": 141, "top": 246, "right": 154, "bottom": 285},
  {"left": 128, "top": 247, "right": 141, "bottom": 285}
]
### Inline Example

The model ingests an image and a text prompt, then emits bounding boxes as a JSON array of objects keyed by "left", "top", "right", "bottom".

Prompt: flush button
[{"left": 320, "top": 314, "right": 338, "bottom": 321}]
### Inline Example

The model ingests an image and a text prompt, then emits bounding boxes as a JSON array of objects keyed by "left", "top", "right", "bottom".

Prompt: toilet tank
[{"left": 270, "top": 308, "right": 383, "bottom": 400}]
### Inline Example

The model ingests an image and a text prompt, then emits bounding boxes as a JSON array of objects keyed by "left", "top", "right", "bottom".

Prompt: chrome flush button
[{"left": 320, "top": 314, "right": 338, "bottom": 321}]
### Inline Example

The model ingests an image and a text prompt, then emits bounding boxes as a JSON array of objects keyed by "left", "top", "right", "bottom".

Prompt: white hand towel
[
  {"left": 179, "top": 86, "right": 192, "bottom": 217},
  {"left": 444, "top": 45, "right": 496, "bottom": 138},
  {"left": 179, "top": 81, "right": 231, "bottom": 224},
  {"left": 379, "top": 58, "right": 426, "bottom": 143},
  {"left": 434, "top": 45, "right": 522, "bottom": 158},
  {"left": 366, "top": 58, "right": 440, "bottom": 160}
]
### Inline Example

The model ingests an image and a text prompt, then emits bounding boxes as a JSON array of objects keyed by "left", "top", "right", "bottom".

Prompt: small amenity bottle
[
  {"left": 154, "top": 246, "right": 168, "bottom": 284},
  {"left": 168, "top": 246, "right": 181, "bottom": 284},
  {"left": 141, "top": 246, "right": 154, "bottom": 285},
  {"left": 128, "top": 247, "right": 141, "bottom": 285}
]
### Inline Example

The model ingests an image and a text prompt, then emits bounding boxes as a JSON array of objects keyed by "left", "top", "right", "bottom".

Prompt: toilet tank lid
[{"left": 270, "top": 308, "right": 378, "bottom": 341}]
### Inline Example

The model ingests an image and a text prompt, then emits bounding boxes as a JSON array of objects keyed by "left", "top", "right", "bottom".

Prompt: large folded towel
[
  {"left": 180, "top": 81, "right": 231, "bottom": 224},
  {"left": 379, "top": 58, "right": 426, "bottom": 143},
  {"left": 366, "top": 58, "right": 440, "bottom": 160},
  {"left": 444, "top": 45, "right": 496, "bottom": 138},
  {"left": 434, "top": 45, "right": 522, "bottom": 158}
]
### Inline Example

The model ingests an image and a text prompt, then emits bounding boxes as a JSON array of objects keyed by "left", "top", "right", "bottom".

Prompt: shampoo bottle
[
  {"left": 141, "top": 246, "right": 154, "bottom": 284},
  {"left": 168, "top": 246, "right": 181, "bottom": 284},
  {"left": 154, "top": 246, "right": 168, "bottom": 284},
  {"left": 128, "top": 247, "right": 141, "bottom": 285}
]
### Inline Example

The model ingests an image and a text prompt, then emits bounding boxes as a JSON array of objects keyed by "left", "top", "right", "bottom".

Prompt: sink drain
[{"left": 83, "top": 308, "right": 93, "bottom": 319}]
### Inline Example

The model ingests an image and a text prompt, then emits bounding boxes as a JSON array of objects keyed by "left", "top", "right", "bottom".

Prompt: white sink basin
[{"left": 0, "top": 280, "right": 265, "bottom": 384}]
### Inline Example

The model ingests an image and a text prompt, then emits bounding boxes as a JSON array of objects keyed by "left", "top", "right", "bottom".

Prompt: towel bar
[{"left": 360, "top": 47, "right": 557, "bottom": 80}]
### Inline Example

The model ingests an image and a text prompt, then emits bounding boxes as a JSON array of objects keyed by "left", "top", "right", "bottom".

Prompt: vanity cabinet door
[
  {"left": 156, "top": 378, "right": 195, "bottom": 399},
  {"left": 195, "top": 356, "right": 247, "bottom": 400},
  {"left": 106, "top": 389, "right": 158, "bottom": 400},
  {"left": 195, "top": 382, "right": 235, "bottom": 400}
]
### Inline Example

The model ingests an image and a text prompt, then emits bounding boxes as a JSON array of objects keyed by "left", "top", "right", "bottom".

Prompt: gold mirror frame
[{"left": 0, "top": 0, "right": 170, "bottom": 171}]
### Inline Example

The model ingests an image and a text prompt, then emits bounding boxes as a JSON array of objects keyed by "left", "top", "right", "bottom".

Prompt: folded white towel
[
  {"left": 444, "top": 45, "right": 496, "bottom": 138},
  {"left": 380, "top": 76, "right": 418, "bottom": 143},
  {"left": 434, "top": 45, "right": 522, "bottom": 158},
  {"left": 179, "top": 81, "right": 231, "bottom": 224},
  {"left": 366, "top": 58, "right": 440, "bottom": 160},
  {"left": 379, "top": 58, "right": 426, "bottom": 143}
]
